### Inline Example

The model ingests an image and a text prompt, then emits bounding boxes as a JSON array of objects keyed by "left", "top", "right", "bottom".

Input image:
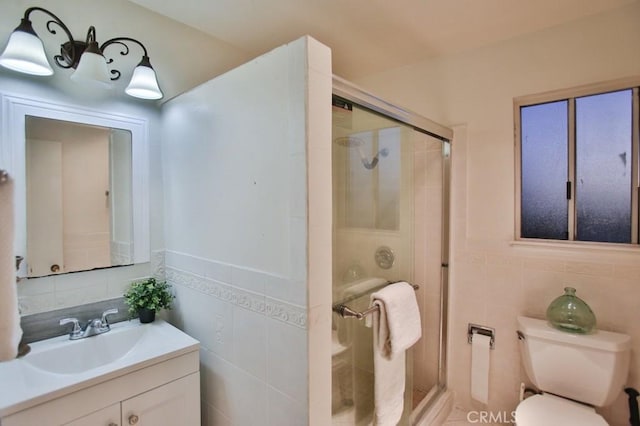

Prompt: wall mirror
[{"left": 0, "top": 93, "right": 149, "bottom": 278}]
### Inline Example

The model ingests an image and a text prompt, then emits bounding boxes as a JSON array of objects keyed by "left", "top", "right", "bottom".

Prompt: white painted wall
[
  {"left": 161, "top": 36, "right": 332, "bottom": 426},
  {"left": 357, "top": 3, "right": 640, "bottom": 424}
]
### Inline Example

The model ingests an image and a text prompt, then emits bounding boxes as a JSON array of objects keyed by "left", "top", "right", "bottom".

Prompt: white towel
[
  {"left": 367, "top": 282, "right": 421, "bottom": 426},
  {"left": 0, "top": 175, "right": 22, "bottom": 361}
]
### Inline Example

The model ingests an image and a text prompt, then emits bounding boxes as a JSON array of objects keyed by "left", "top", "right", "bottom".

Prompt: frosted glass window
[
  {"left": 575, "top": 90, "right": 632, "bottom": 243},
  {"left": 520, "top": 101, "right": 569, "bottom": 240},
  {"left": 518, "top": 83, "right": 639, "bottom": 245}
]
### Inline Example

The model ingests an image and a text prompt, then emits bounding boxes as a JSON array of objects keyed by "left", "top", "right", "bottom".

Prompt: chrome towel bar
[{"left": 332, "top": 282, "right": 419, "bottom": 320}]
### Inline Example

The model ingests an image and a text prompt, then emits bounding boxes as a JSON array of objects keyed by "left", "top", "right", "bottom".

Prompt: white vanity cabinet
[
  {"left": 65, "top": 404, "right": 121, "bottom": 426},
  {"left": 64, "top": 373, "right": 199, "bottom": 426},
  {"left": 120, "top": 373, "right": 199, "bottom": 426},
  {"left": 1, "top": 345, "right": 200, "bottom": 426}
]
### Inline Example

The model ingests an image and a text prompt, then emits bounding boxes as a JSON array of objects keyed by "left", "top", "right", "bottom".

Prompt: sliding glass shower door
[{"left": 330, "top": 92, "right": 449, "bottom": 425}]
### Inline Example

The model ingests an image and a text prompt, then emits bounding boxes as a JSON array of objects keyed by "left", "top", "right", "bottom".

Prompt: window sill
[{"left": 510, "top": 239, "right": 640, "bottom": 255}]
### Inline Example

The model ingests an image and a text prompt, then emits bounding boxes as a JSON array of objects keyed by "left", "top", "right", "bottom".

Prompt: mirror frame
[{"left": 0, "top": 93, "right": 150, "bottom": 277}]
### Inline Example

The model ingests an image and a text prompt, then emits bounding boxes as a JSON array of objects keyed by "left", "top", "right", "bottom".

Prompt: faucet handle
[
  {"left": 59, "top": 318, "right": 82, "bottom": 337},
  {"left": 100, "top": 308, "right": 119, "bottom": 327}
]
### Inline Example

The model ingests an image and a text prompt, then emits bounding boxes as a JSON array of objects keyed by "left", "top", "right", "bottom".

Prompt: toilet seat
[{"left": 515, "top": 394, "right": 608, "bottom": 426}]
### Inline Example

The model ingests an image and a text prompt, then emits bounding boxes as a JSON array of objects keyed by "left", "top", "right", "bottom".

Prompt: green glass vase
[{"left": 546, "top": 287, "right": 596, "bottom": 334}]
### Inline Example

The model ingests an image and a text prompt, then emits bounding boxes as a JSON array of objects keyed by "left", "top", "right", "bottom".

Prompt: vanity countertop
[{"left": 0, "top": 319, "right": 199, "bottom": 418}]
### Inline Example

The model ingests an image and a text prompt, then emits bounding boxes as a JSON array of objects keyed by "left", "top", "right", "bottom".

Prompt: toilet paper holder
[{"left": 468, "top": 323, "right": 495, "bottom": 349}]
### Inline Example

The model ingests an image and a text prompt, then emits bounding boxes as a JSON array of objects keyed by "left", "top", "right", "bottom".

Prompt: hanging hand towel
[
  {"left": 366, "top": 281, "right": 422, "bottom": 426},
  {"left": 0, "top": 174, "right": 23, "bottom": 361}
]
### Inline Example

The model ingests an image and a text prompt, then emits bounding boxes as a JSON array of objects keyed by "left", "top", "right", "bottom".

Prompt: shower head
[{"left": 333, "top": 135, "right": 389, "bottom": 170}]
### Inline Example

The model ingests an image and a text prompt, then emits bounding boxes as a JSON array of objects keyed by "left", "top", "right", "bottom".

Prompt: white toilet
[{"left": 515, "top": 316, "right": 631, "bottom": 425}]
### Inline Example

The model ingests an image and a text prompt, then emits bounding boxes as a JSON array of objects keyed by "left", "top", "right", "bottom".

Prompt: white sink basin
[
  {"left": 0, "top": 319, "right": 199, "bottom": 418},
  {"left": 24, "top": 322, "right": 148, "bottom": 374}
]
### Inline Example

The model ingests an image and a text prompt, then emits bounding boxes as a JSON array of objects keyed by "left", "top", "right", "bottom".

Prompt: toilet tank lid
[{"left": 517, "top": 316, "right": 630, "bottom": 352}]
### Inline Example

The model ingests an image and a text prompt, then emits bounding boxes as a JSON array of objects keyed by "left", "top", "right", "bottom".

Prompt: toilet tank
[{"left": 517, "top": 316, "right": 630, "bottom": 407}]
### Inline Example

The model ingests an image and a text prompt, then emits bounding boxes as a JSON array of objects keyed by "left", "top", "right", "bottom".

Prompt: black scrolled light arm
[
  {"left": 84, "top": 26, "right": 98, "bottom": 45},
  {"left": 22, "top": 7, "right": 76, "bottom": 69},
  {"left": 100, "top": 37, "right": 150, "bottom": 81}
]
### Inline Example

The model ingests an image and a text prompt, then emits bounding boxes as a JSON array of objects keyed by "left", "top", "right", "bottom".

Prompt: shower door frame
[{"left": 332, "top": 75, "right": 453, "bottom": 423}]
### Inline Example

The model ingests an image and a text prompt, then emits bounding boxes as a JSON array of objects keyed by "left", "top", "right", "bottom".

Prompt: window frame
[{"left": 514, "top": 76, "right": 640, "bottom": 246}]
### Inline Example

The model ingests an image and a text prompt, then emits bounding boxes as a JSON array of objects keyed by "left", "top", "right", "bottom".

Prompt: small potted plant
[{"left": 123, "top": 277, "right": 174, "bottom": 323}]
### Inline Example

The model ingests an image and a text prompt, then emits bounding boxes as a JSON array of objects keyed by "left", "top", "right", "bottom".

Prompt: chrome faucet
[{"left": 59, "top": 308, "right": 119, "bottom": 340}]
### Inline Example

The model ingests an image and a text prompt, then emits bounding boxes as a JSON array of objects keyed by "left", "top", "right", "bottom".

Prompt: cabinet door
[
  {"left": 65, "top": 403, "right": 121, "bottom": 426},
  {"left": 121, "top": 373, "right": 199, "bottom": 426}
]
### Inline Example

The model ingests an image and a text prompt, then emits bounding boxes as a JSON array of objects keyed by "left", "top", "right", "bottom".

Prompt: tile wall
[{"left": 165, "top": 251, "right": 308, "bottom": 425}]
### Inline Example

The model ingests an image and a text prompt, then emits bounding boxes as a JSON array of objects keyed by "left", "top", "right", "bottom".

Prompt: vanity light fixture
[{"left": 0, "top": 7, "right": 163, "bottom": 100}]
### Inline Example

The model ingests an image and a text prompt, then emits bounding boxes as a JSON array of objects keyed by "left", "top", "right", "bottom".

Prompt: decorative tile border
[
  {"left": 265, "top": 297, "right": 306, "bottom": 328},
  {"left": 166, "top": 267, "right": 307, "bottom": 329}
]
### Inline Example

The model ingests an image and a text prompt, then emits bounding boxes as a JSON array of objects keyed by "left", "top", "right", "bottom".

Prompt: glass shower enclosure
[{"left": 331, "top": 77, "right": 451, "bottom": 425}]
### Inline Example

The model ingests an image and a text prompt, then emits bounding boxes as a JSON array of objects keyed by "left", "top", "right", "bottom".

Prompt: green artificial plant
[{"left": 123, "top": 277, "right": 175, "bottom": 316}]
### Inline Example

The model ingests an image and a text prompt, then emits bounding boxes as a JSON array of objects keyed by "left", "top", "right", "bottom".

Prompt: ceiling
[{"left": 129, "top": 0, "right": 636, "bottom": 79}]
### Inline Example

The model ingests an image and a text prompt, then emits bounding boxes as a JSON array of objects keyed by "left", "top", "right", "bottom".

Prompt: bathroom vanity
[{"left": 0, "top": 320, "right": 200, "bottom": 426}]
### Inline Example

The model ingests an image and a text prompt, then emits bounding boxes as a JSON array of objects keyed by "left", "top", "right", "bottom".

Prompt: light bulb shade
[
  {"left": 70, "top": 48, "right": 112, "bottom": 89},
  {"left": 125, "top": 61, "right": 163, "bottom": 100},
  {"left": 0, "top": 29, "right": 53, "bottom": 76}
]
